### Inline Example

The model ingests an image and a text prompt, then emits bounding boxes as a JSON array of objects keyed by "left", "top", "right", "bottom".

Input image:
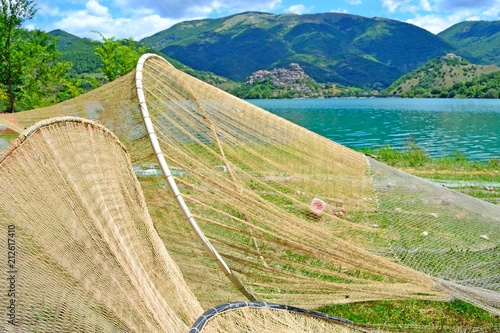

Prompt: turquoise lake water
[{"left": 248, "top": 98, "right": 500, "bottom": 161}]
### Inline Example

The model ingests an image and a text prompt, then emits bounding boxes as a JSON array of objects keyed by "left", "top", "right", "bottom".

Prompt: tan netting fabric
[
  {"left": 367, "top": 158, "right": 500, "bottom": 315},
  {"left": 133, "top": 55, "right": 443, "bottom": 308},
  {"left": 0, "top": 54, "right": 498, "bottom": 319},
  {"left": 0, "top": 117, "right": 202, "bottom": 331}
]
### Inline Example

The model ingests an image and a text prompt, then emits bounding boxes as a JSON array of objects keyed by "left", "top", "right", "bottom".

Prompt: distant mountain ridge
[
  {"left": 50, "top": 13, "right": 500, "bottom": 92},
  {"left": 438, "top": 21, "right": 500, "bottom": 66},
  {"left": 50, "top": 29, "right": 102, "bottom": 75},
  {"left": 384, "top": 54, "right": 500, "bottom": 97},
  {"left": 140, "top": 12, "right": 454, "bottom": 88}
]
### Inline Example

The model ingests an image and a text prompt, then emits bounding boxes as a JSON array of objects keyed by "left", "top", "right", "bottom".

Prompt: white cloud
[
  {"left": 406, "top": 10, "right": 482, "bottom": 33},
  {"left": 331, "top": 8, "right": 349, "bottom": 14},
  {"left": 85, "top": 0, "right": 109, "bottom": 17},
  {"left": 284, "top": 4, "right": 313, "bottom": 15},
  {"left": 406, "top": 14, "right": 453, "bottom": 33},
  {"left": 382, "top": 0, "right": 403, "bottom": 13},
  {"left": 36, "top": 2, "right": 63, "bottom": 17},
  {"left": 29, "top": 0, "right": 285, "bottom": 39},
  {"left": 125, "top": 15, "right": 184, "bottom": 40},
  {"left": 56, "top": 11, "right": 181, "bottom": 39},
  {"left": 57, "top": 10, "right": 111, "bottom": 34},
  {"left": 482, "top": 5, "right": 500, "bottom": 17},
  {"left": 133, "top": 0, "right": 282, "bottom": 18},
  {"left": 382, "top": 0, "right": 500, "bottom": 16},
  {"left": 420, "top": 0, "right": 432, "bottom": 11},
  {"left": 27, "top": 0, "right": 500, "bottom": 40},
  {"left": 382, "top": 0, "right": 433, "bottom": 13},
  {"left": 436, "top": 0, "right": 499, "bottom": 10},
  {"left": 403, "top": 0, "right": 500, "bottom": 33}
]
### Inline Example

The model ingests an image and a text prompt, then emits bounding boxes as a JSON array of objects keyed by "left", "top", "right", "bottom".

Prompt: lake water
[{"left": 248, "top": 98, "right": 500, "bottom": 161}]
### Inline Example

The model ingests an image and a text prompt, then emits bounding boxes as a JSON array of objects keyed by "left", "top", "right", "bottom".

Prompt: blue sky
[{"left": 27, "top": 0, "right": 500, "bottom": 40}]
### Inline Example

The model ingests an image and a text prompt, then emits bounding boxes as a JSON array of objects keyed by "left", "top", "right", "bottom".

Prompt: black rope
[{"left": 190, "top": 301, "right": 372, "bottom": 332}]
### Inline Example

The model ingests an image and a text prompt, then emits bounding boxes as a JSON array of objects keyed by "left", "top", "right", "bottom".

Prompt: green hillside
[
  {"left": 438, "top": 21, "right": 500, "bottom": 66},
  {"left": 384, "top": 55, "right": 500, "bottom": 97},
  {"left": 49, "top": 30, "right": 235, "bottom": 90},
  {"left": 49, "top": 30, "right": 102, "bottom": 75},
  {"left": 141, "top": 12, "right": 454, "bottom": 89},
  {"left": 49, "top": 15, "right": 500, "bottom": 95}
]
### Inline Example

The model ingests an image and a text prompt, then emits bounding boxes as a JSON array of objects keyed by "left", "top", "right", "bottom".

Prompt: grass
[
  {"left": 136, "top": 143, "right": 499, "bottom": 331},
  {"left": 361, "top": 143, "right": 500, "bottom": 174},
  {"left": 0, "top": 132, "right": 19, "bottom": 144},
  {"left": 359, "top": 143, "right": 500, "bottom": 205},
  {"left": 318, "top": 299, "right": 499, "bottom": 332},
  {"left": 322, "top": 144, "right": 500, "bottom": 331}
]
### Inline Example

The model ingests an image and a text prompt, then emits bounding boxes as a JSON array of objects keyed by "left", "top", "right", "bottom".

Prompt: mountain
[
  {"left": 49, "top": 30, "right": 103, "bottom": 75},
  {"left": 438, "top": 21, "right": 500, "bottom": 66},
  {"left": 140, "top": 12, "right": 454, "bottom": 89},
  {"left": 49, "top": 30, "right": 235, "bottom": 90},
  {"left": 383, "top": 54, "right": 500, "bottom": 97}
]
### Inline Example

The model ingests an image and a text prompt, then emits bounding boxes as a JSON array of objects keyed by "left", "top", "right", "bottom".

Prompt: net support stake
[{"left": 135, "top": 53, "right": 257, "bottom": 302}]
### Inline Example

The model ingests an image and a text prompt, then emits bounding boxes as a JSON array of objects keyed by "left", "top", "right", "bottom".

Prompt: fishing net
[
  {"left": 0, "top": 54, "right": 498, "bottom": 325},
  {"left": 368, "top": 158, "right": 500, "bottom": 315},
  {"left": 0, "top": 117, "right": 377, "bottom": 333},
  {"left": 0, "top": 117, "right": 202, "bottom": 331}
]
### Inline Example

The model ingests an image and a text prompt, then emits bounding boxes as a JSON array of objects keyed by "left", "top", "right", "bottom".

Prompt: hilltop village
[
  {"left": 241, "top": 63, "right": 325, "bottom": 98},
  {"left": 247, "top": 63, "right": 307, "bottom": 86}
]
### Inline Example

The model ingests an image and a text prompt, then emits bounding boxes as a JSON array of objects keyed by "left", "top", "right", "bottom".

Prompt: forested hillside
[
  {"left": 438, "top": 21, "right": 500, "bottom": 66},
  {"left": 141, "top": 12, "right": 453, "bottom": 89},
  {"left": 4, "top": 10, "right": 500, "bottom": 107},
  {"left": 50, "top": 14, "right": 500, "bottom": 97},
  {"left": 384, "top": 55, "right": 500, "bottom": 98},
  {"left": 50, "top": 30, "right": 102, "bottom": 75}
]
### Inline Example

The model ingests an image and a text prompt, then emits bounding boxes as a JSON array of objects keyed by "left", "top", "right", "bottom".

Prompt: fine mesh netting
[
  {"left": 0, "top": 118, "right": 202, "bottom": 331},
  {"left": 0, "top": 53, "right": 499, "bottom": 327},
  {"left": 368, "top": 158, "right": 500, "bottom": 314},
  {"left": 0, "top": 117, "right": 377, "bottom": 333},
  {"left": 132, "top": 55, "right": 445, "bottom": 308}
]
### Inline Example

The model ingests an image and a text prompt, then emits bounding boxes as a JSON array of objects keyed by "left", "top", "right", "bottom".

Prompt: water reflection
[{"left": 249, "top": 98, "right": 500, "bottom": 161}]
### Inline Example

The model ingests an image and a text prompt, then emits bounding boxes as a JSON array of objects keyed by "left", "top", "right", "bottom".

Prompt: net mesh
[
  {"left": 367, "top": 158, "right": 500, "bottom": 314},
  {"left": 0, "top": 117, "right": 382, "bottom": 333},
  {"left": 0, "top": 53, "right": 498, "bottom": 324},
  {"left": 132, "top": 56, "right": 447, "bottom": 307},
  {"left": 0, "top": 117, "right": 202, "bottom": 331}
]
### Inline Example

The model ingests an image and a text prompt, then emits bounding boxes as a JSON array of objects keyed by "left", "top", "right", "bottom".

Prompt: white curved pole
[{"left": 135, "top": 54, "right": 257, "bottom": 302}]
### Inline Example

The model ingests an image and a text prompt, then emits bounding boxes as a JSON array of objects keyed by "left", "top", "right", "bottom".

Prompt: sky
[{"left": 26, "top": 0, "right": 500, "bottom": 40}]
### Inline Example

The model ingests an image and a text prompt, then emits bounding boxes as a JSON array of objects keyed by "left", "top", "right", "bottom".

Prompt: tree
[
  {"left": 92, "top": 31, "right": 148, "bottom": 82},
  {"left": 15, "top": 29, "right": 72, "bottom": 110},
  {"left": 0, "top": 1, "right": 72, "bottom": 112},
  {"left": 485, "top": 88, "right": 498, "bottom": 99},
  {"left": 0, "top": 0, "right": 37, "bottom": 112}
]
